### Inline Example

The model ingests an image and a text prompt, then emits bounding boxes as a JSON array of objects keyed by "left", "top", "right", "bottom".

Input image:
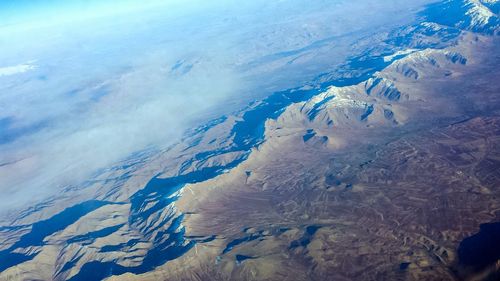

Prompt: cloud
[
  {"left": 0, "top": 62, "right": 36, "bottom": 77},
  {"left": 0, "top": 47, "right": 240, "bottom": 211},
  {"left": 0, "top": 4, "right": 243, "bottom": 211}
]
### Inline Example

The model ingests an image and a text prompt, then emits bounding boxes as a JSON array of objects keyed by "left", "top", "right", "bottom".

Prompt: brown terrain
[
  {"left": 105, "top": 34, "right": 500, "bottom": 280},
  {"left": 0, "top": 1, "right": 499, "bottom": 280}
]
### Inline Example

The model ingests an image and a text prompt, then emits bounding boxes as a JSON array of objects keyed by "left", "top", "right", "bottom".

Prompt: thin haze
[{"left": 0, "top": 0, "right": 436, "bottom": 211}]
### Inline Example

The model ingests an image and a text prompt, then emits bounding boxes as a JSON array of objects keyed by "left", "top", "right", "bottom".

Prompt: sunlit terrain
[{"left": 0, "top": 0, "right": 499, "bottom": 280}]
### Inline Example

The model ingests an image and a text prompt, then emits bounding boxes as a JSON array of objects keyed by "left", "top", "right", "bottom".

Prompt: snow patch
[{"left": 384, "top": 49, "right": 419, "bottom": 62}]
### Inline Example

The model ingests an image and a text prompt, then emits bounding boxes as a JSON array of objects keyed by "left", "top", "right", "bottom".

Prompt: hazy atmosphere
[
  {"left": 0, "top": 1, "right": 499, "bottom": 280},
  {"left": 0, "top": 0, "right": 433, "bottom": 210}
]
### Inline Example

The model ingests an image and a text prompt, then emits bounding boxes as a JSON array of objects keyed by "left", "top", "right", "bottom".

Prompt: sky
[
  {"left": 0, "top": 0, "right": 188, "bottom": 24},
  {"left": 0, "top": 0, "right": 437, "bottom": 212}
]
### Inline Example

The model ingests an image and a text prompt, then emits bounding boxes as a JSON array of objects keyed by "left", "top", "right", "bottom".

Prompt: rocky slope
[{"left": 0, "top": 0, "right": 499, "bottom": 280}]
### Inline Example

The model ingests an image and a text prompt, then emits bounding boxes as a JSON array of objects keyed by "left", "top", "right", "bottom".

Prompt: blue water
[{"left": 458, "top": 222, "right": 500, "bottom": 271}]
